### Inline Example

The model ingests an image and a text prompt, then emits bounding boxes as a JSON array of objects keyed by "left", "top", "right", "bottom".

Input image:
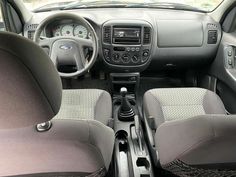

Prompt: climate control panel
[{"left": 103, "top": 46, "right": 151, "bottom": 65}]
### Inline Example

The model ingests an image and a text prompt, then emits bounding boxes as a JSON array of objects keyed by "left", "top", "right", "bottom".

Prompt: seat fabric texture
[
  {"left": 143, "top": 87, "right": 226, "bottom": 129},
  {"left": 156, "top": 115, "right": 236, "bottom": 177},
  {"left": 54, "top": 89, "right": 112, "bottom": 125},
  {"left": 0, "top": 120, "right": 114, "bottom": 177}
]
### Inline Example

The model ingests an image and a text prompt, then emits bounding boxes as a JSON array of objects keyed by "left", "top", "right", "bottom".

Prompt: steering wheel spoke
[
  {"left": 75, "top": 55, "right": 85, "bottom": 71},
  {"left": 75, "top": 38, "right": 93, "bottom": 48},
  {"left": 38, "top": 37, "right": 54, "bottom": 49},
  {"left": 78, "top": 45, "right": 88, "bottom": 67}
]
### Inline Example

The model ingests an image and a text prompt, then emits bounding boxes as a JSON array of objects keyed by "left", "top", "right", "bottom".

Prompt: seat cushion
[
  {"left": 0, "top": 120, "right": 114, "bottom": 177},
  {"left": 54, "top": 89, "right": 112, "bottom": 125},
  {"left": 156, "top": 115, "right": 236, "bottom": 177},
  {"left": 143, "top": 88, "right": 226, "bottom": 128}
]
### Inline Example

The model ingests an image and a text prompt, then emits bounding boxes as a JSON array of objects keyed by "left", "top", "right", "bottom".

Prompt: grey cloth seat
[
  {"left": 143, "top": 88, "right": 236, "bottom": 177},
  {"left": 55, "top": 89, "right": 112, "bottom": 125},
  {"left": 143, "top": 88, "right": 226, "bottom": 129},
  {"left": 0, "top": 32, "right": 114, "bottom": 177},
  {"left": 156, "top": 115, "right": 236, "bottom": 177}
]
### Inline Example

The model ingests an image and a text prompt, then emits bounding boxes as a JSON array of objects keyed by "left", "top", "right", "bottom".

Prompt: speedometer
[
  {"left": 74, "top": 25, "right": 88, "bottom": 39},
  {"left": 61, "top": 25, "right": 74, "bottom": 36}
]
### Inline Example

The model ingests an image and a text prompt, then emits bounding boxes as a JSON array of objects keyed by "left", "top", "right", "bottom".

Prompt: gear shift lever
[{"left": 118, "top": 87, "right": 135, "bottom": 121}]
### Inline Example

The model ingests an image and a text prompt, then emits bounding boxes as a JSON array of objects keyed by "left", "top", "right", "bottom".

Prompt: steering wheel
[{"left": 34, "top": 13, "right": 99, "bottom": 78}]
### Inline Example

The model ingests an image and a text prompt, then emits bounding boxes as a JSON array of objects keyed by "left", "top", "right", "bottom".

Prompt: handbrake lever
[{"left": 134, "top": 115, "right": 143, "bottom": 152}]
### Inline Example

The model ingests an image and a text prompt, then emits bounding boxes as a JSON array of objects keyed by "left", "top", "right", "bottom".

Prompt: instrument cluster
[{"left": 52, "top": 24, "right": 91, "bottom": 39}]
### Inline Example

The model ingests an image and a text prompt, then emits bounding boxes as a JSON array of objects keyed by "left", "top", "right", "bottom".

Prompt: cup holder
[
  {"left": 136, "top": 157, "right": 150, "bottom": 170},
  {"left": 116, "top": 130, "right": 128, "bottom": 152},
  {"left": 116, "top": 130, "right": 128, "bottom": 139}
]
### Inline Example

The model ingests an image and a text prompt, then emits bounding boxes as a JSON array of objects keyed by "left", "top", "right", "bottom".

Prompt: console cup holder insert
[
  {"left": 136, "top": 157, "right": 150, "bottom": 170},
  {"left": 116, "top": 130, "right": 128, "bottom": 139},
  {"left": 115, "top": 130, "right": 130, "bottom": 177},
  {"left": 116, "top": 130, "right": 128, "bottom": 152}
]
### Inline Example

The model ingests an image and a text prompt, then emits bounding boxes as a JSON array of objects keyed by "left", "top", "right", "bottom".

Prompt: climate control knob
[
  {"left": 112, "top": 53, "right": 120, "bottom": 62},
  {"left": 122, "top": 54, "right": 130, "bottom": 63},
  {"left": 132, "top": 55, "right": 139, "bottom": 63}
]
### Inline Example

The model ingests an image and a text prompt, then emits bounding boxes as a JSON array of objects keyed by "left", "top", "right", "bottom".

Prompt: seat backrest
[
  {"left": 156, "top": 115, "right": 236, "bottom": 176},
  {"left": 0, "top": 32, "right": 114, "bottom": 176},
  {"left": 0, "top": 31, "right": 62, "bottom": 128}
]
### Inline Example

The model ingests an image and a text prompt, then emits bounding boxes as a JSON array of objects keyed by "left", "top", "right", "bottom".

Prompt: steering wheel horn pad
[
  {"left": 51, "top": 39, "right": 85, "bottom": 71},
  {"left": 34, "top": 13, "right": 99, "bottom": 78}
]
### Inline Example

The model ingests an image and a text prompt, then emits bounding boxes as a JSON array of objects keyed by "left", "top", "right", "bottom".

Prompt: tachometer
[
  {"left": 61, "top": 25, "right": 74, "bottom": 36},
  {"left": 74, "top": 25, "right": 88, "bottom": 39}
]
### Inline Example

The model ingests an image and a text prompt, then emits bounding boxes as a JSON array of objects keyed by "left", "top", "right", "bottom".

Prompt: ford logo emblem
[{"left": 60, "top": 45, "right": 72, "bottom": 50}]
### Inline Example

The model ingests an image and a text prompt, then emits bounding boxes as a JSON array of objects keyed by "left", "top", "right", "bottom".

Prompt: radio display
[
  {"left": 113, "top": 27, "right": 141, "bottom": 44},
  {"left": 113, "top": 28, "right": 141, "bottom": 38}
]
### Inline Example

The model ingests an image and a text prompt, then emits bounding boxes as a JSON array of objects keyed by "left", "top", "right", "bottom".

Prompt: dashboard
[{"left": 24, "top": 8, "right": 222, "bottom": 72}]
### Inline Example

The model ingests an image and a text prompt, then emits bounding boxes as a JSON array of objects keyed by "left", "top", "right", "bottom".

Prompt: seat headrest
[{"left": 0, "top": 32, "right": 62, "bottom": 129}]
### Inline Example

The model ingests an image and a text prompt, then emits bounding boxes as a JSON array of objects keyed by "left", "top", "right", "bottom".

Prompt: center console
[
  {"left": 104, "top": 20, "right": 154, "bottom": 177},
  {"left": 102, "top": 20, "right": 153, "bottom": 72},
  {"left": 112, "top": 82, "right": 154, "bottom": 177}
]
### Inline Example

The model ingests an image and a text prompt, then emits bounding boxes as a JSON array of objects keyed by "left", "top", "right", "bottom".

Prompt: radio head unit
[{"left": 113, "top": 27, "right": 141, "bottom": 44}]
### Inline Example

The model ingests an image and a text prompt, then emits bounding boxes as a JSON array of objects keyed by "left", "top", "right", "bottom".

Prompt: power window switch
[
  {"left": 228, "top": 58, "right": 233, "bottom": 65},
  {"left": 228, "top": 50, "right": 232, "bottom": 56}
]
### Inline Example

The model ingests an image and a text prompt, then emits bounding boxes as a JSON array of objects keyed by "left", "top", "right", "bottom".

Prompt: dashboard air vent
[
  {"left": 103, "top": 26, "right": 111, "bottom": 44},
  {"left": 143, "top": 27, "right": 151, "bottom": 45},
  {"left": 26, "top": 24, "right": 38, "bottom": 30},
  {"left": 207, "top": 23, "right": 218, "bottom": 29},
  {"left": 208, "top": 30, "right": 217, "bottom": 44}
]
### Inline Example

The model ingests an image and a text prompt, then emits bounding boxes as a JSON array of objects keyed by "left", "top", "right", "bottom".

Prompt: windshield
[{"left": 22, "top": 0, "right": 224, "bottom": 12}]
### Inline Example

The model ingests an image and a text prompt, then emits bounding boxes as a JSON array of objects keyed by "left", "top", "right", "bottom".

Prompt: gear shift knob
[
  {"left": 120, "top": 87, "right": 127, "bottom": 97},
  {"left": 118, "top": 87, "right": 134, "bottom": 121}
]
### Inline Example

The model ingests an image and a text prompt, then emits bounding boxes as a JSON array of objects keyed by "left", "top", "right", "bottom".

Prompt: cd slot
[{"left": 113, "top": 38, "right": 141, "bottom": 44}]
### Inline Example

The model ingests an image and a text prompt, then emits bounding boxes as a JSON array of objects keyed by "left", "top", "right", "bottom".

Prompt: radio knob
[{"left": 132, "top": 55, "right": 139, "bottom": 63}]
